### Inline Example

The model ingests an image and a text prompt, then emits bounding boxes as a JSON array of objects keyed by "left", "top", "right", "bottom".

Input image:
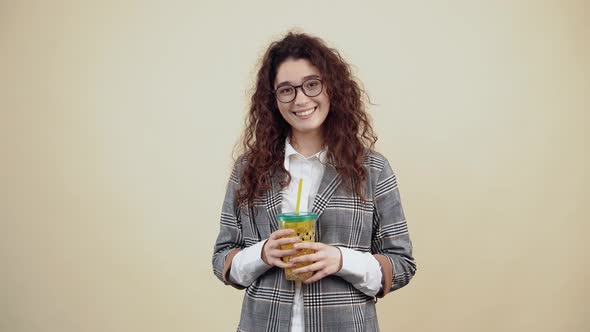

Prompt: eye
[
  {"left": 304, "top": 80, "right": 320, "bottom": 89},
  {"left": 277, "top": 86, "right": 294, "bottom": 95}
]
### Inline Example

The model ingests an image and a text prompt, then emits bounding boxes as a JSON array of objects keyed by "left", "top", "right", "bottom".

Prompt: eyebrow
[{"left": 275, "top": 74, "right": 321, "bottom": 89}]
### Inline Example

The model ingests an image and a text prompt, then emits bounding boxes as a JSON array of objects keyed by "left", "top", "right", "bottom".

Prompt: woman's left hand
[{"left": 290, "top": 242, "right": 343, "bottom": 283}]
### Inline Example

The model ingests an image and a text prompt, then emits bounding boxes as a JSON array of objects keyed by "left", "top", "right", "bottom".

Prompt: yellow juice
[{"left": 277, "top": 213, "right": 317, "bottom": 282}]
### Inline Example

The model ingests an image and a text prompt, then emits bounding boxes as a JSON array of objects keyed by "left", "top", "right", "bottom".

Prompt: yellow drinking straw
[{"left": 295, "top": 179, "right": 303, "bottom": 215}]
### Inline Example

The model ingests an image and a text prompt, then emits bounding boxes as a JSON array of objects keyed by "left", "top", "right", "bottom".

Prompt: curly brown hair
[{"left": 235, "top": 32, "right": 377, "bottom": 208}]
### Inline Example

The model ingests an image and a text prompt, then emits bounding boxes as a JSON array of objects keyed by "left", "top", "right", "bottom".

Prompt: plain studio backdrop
[{"left": 1, "top": 1, "right": 588, "bottom": 331}]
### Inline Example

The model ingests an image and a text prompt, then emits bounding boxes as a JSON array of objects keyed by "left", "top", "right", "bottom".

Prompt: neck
[{"left": 290, "top": 130, "right": 324, "bottom": 158}]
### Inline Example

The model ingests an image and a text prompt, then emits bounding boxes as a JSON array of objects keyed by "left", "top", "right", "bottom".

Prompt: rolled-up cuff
[
  {"left": 373, "top": 254, "right": 394, "bottom": 298},
  {"left": 223, "top": 248, "right": 245, "bottom": 289}
]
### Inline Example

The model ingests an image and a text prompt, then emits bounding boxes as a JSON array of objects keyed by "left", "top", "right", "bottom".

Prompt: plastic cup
[{"left": 277, "top": 212, "right": 318, "bottom": 281}]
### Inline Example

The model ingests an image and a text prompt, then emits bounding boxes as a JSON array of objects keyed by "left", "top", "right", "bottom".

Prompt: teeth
[{"left": 294, "top": 107, "right": 316, "bottom": 117}]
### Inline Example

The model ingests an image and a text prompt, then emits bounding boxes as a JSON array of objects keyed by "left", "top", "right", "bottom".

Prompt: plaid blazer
[{"left": 212, "top": 150, "right": 416, "bottom": 332}]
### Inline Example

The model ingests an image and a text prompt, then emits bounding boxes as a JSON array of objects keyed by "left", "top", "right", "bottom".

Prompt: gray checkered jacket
[{"left": 212, "top": 151, "right": 416, "bottom": 332}]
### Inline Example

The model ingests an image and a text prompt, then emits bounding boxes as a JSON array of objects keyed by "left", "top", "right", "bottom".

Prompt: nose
[{"left": 293, "top": 86, "right": 311, "bottom": 105}]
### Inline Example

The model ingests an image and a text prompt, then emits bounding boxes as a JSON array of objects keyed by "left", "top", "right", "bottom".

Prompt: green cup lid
[{"left": 277, "top": 212, "right": 318, "bottom": 222}]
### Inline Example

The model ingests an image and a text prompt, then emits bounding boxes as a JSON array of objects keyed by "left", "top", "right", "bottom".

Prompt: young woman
[{"left": 212, "top": 32, "right": 416, "bottom": 332}]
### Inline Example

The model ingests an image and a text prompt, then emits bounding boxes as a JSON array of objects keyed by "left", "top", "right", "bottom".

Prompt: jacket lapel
[
  {"left": 265, "top": 171, "right": 284, "bottom": 233},
  {"left": 312, "top": 164, "right": 342, "bottom": 218},
  {"left": 264, "top": 164, "right": 342, "bottom": 232}
]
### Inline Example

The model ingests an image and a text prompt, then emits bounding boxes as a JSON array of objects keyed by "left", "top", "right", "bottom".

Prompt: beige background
[{"left": 1, "top": 0, "right": 588, "bottom": 331}]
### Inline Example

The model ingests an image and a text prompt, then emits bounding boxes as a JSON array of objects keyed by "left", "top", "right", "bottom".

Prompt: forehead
[{"left": 274, "top": 58, "right": 320, "bottom": 86}]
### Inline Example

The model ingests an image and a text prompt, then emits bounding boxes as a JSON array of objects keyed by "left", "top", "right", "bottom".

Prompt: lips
[{"left": 292, "top": 107, "right": 317, "bottom": 118}]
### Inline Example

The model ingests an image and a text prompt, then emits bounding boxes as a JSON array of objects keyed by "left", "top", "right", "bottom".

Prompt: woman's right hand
[{"left": 261, "top": 229, "right": 301, "bottom": 268}]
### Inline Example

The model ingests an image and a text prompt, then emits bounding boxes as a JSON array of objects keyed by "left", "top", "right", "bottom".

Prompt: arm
[
  {"left": 371, "top": 159, "right": 416, "bottom": 298},
  {"left": 212, "top": 162, "right": 300, "bottom": 289},
  {"left": 212, "top": 163, "right": 247, "bottom": 289},
  {"left": 288, "top": 244, "right": 383, "bottom": 298},
  {"left": 229, "top": 229, "right": 300, "bottom": 287},
  {"left": 335, "top": 247, "right": 383, "bottom": 297},
  {"left": 228, "top": 240, "right": 270, "bottom": 287}
]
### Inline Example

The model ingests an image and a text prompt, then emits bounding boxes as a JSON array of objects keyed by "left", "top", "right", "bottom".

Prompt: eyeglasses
[{"left": 274, "top": 78, "right": 324, "bottom": 103}]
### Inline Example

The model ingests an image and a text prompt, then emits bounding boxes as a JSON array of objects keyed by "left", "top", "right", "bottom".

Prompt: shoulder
[
  {"left": 363, "top": 149, "right": 389, "bottom": 171},
  {"left": 234, "top": 153, "right": 250, "bottom": 168},
  {"left": 229, "top": 154, "right": 250, "bottom": 184},
  {"left": 362, "top": 149, "right": 398, "bottom": 187}
]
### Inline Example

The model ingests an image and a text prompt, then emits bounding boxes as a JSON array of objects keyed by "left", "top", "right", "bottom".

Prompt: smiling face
[{"left": 274, "top": 58, "right": 330, "bottom": 141}]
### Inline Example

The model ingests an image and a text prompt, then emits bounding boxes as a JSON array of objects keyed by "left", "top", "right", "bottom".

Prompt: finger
[
  {"left": 293, "top": 242, "right": 323, "bottom": 251},
  {"left": 269, "top": 247, "right": 300, "bottom": 259},
  {"left": 268, "top": 239, "right": 300, "bottom": 254},
  {"left": 275, "top": 236, "right": 301, "bottom": 246},
  {"left": 270, "top": 229, "right": 295, "bottom": 240},
  {"left": 303, "top": 270, "right": 327, "bottom": 284},
  {"left": 274, "top": 248, "right": 300, "bottom": 258},
  {"left": 289, "top": 252, "right": 320, "bottom": 264},
  {"left": 292, "top": 261, "right": 324, "bottom": 275},
  {"left": 266, "top": 236, "right": 297, "bottom": 251},
  {"left": 271, "top": 259, "right": 294, "bottom": 269}
]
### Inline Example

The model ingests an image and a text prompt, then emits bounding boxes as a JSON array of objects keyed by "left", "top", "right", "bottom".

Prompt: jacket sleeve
[
  {"left": 371, "top": 158, "right": 416, "bottom": 298},
  {"left": 212, "top": 162, "right": 246, "bottom": 290}
]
